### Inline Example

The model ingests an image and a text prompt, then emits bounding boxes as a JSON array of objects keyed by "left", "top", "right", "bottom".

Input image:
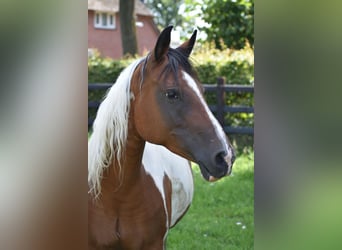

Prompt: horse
[{"left": 88, "top": 26, "right": 235, "bottom": 250}]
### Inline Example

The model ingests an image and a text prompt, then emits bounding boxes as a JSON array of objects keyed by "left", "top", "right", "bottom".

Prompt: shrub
[{"left": 88, "top": 51, "right": 132, "bottom": 83}]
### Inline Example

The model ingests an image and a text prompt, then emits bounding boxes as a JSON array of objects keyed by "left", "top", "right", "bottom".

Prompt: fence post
[{"left": 216, "top": 77, "right": 226, "bottom": 126}]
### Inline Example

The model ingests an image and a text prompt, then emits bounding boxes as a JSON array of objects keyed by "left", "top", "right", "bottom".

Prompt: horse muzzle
[{"left": 198, "top": 150, "right": 235, "bottom": 182}]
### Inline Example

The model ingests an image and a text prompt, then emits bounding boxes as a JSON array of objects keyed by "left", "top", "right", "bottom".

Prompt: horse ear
[
  {"left": 154, "top": 26, "right": 173, "bottom": 61},
  {"left": 176, "top": 30, "right": 197, "bottom": 57}
]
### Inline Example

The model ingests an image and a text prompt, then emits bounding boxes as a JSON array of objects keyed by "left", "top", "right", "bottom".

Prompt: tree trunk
[{"left": 119, "top": 0, "right": 138, "bottom": 56}]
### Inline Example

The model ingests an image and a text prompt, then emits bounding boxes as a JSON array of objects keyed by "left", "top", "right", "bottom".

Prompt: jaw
[
  {"left": 198, "top": 161, "right": 232, "bottom": 182},
  {"left": 198, "top": 163, "right": 214, "bottom": 181}
]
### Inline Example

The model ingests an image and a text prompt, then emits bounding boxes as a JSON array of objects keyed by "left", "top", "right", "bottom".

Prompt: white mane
[{"left": 88, "top": 59, "right": 143, "bottom": 198}]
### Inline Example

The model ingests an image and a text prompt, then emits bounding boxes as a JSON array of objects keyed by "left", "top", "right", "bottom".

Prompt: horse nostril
[{"left": 214, "top": 151, "right": 227, "bottom": 167}]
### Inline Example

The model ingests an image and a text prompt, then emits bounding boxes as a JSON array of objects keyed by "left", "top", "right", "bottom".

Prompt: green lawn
[{"left": 167, "top": 153, "right": 254, "bottom": 250}]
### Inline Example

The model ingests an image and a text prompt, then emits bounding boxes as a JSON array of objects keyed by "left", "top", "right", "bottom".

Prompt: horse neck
[
  {"left": 101, "top": 83, "right": 145, "bottom": 196},
  {"left": 99, "top": 131, "right": 144, "bottom": 206},
  {"left": 117, "top": 66, "right": 147, "bottom": 188},
  {"left": 121, "top": 112, "right": 146, "bottom": 183}
]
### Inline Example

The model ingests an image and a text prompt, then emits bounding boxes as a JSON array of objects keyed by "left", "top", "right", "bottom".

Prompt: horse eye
[{"left": 165, "top": 89, "right": 179, "bottom": 100}]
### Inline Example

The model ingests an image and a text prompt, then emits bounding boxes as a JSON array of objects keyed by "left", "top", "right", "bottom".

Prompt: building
[{"left": 88, "top": 0, "right": 159, "bottom": 59}]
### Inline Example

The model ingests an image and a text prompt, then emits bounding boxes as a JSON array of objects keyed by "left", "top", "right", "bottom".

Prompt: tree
[
  {"left": 202, "top": 0, "right": 254, "bottom": 49},
  {"left": 120, "top": 0, "right": 138, "bottom": 56},
  {"left": 145, "top": 0, "right": 184, "bottom": 30}
]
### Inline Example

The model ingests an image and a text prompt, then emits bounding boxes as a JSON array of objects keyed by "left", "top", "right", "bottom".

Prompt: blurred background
[{"left": 0, "top": 1, "right": 88, "bottom": 249}]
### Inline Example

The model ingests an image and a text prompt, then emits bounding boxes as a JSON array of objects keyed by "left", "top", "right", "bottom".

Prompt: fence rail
[{"left": 88, "top": 77, "right": 254, "bottom": 135}]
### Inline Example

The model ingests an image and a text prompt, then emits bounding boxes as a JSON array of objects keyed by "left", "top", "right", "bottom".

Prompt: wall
[{"left": 88, "top": 10, "right": 159, "bottom": 59}]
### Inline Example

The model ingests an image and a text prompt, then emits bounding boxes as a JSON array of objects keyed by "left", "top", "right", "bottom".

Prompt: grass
[{"left": 166, "top": 152, "right": 254, "bottom": 250}]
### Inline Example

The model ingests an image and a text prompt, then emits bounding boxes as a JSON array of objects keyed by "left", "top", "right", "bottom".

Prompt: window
[{"left": 94, "top": 12, "right": 115, "bottom": 29}]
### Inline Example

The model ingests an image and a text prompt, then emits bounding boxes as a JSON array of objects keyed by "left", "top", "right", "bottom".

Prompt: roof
[{"left": 88, "top": 0, "right": 154, "bottom": 17}]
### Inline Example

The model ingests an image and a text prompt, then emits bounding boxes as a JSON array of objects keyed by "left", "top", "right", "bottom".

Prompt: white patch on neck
[
  {"left": 181, "top": 71, "right": 233, "bottom": 160},
  {"left": 142, "top": 142, "right": 194, "bottom": 230}
]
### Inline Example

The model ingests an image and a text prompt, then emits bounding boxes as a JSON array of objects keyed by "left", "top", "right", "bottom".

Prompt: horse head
[{"left": 131, "top": 26, "right": 235, "bottom": 181}]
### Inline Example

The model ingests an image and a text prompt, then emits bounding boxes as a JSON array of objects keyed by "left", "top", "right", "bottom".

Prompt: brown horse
[{"left": 88, "top": 26, "right": 235, "bottom": 249}]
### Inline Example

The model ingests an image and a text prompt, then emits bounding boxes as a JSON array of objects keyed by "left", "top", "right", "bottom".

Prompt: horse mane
[
  {"left": 88, "top": 58, "right": 143, "bottom": 198},
  {"left": 161, "top": 48, "right": 197, "bottom": 84}
]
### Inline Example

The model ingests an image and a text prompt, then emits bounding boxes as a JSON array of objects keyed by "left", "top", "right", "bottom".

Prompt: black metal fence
[{"left": 88, "top": 77, "right": 254, "bottom": 135}]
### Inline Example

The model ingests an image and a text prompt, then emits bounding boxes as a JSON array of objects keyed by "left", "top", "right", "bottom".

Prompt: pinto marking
[
  {"left": 142, "top": 142, "right": 193, "bottom": 229},
  {"left": 182, "top": 71, "right": 234, "bottom": 166}
]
